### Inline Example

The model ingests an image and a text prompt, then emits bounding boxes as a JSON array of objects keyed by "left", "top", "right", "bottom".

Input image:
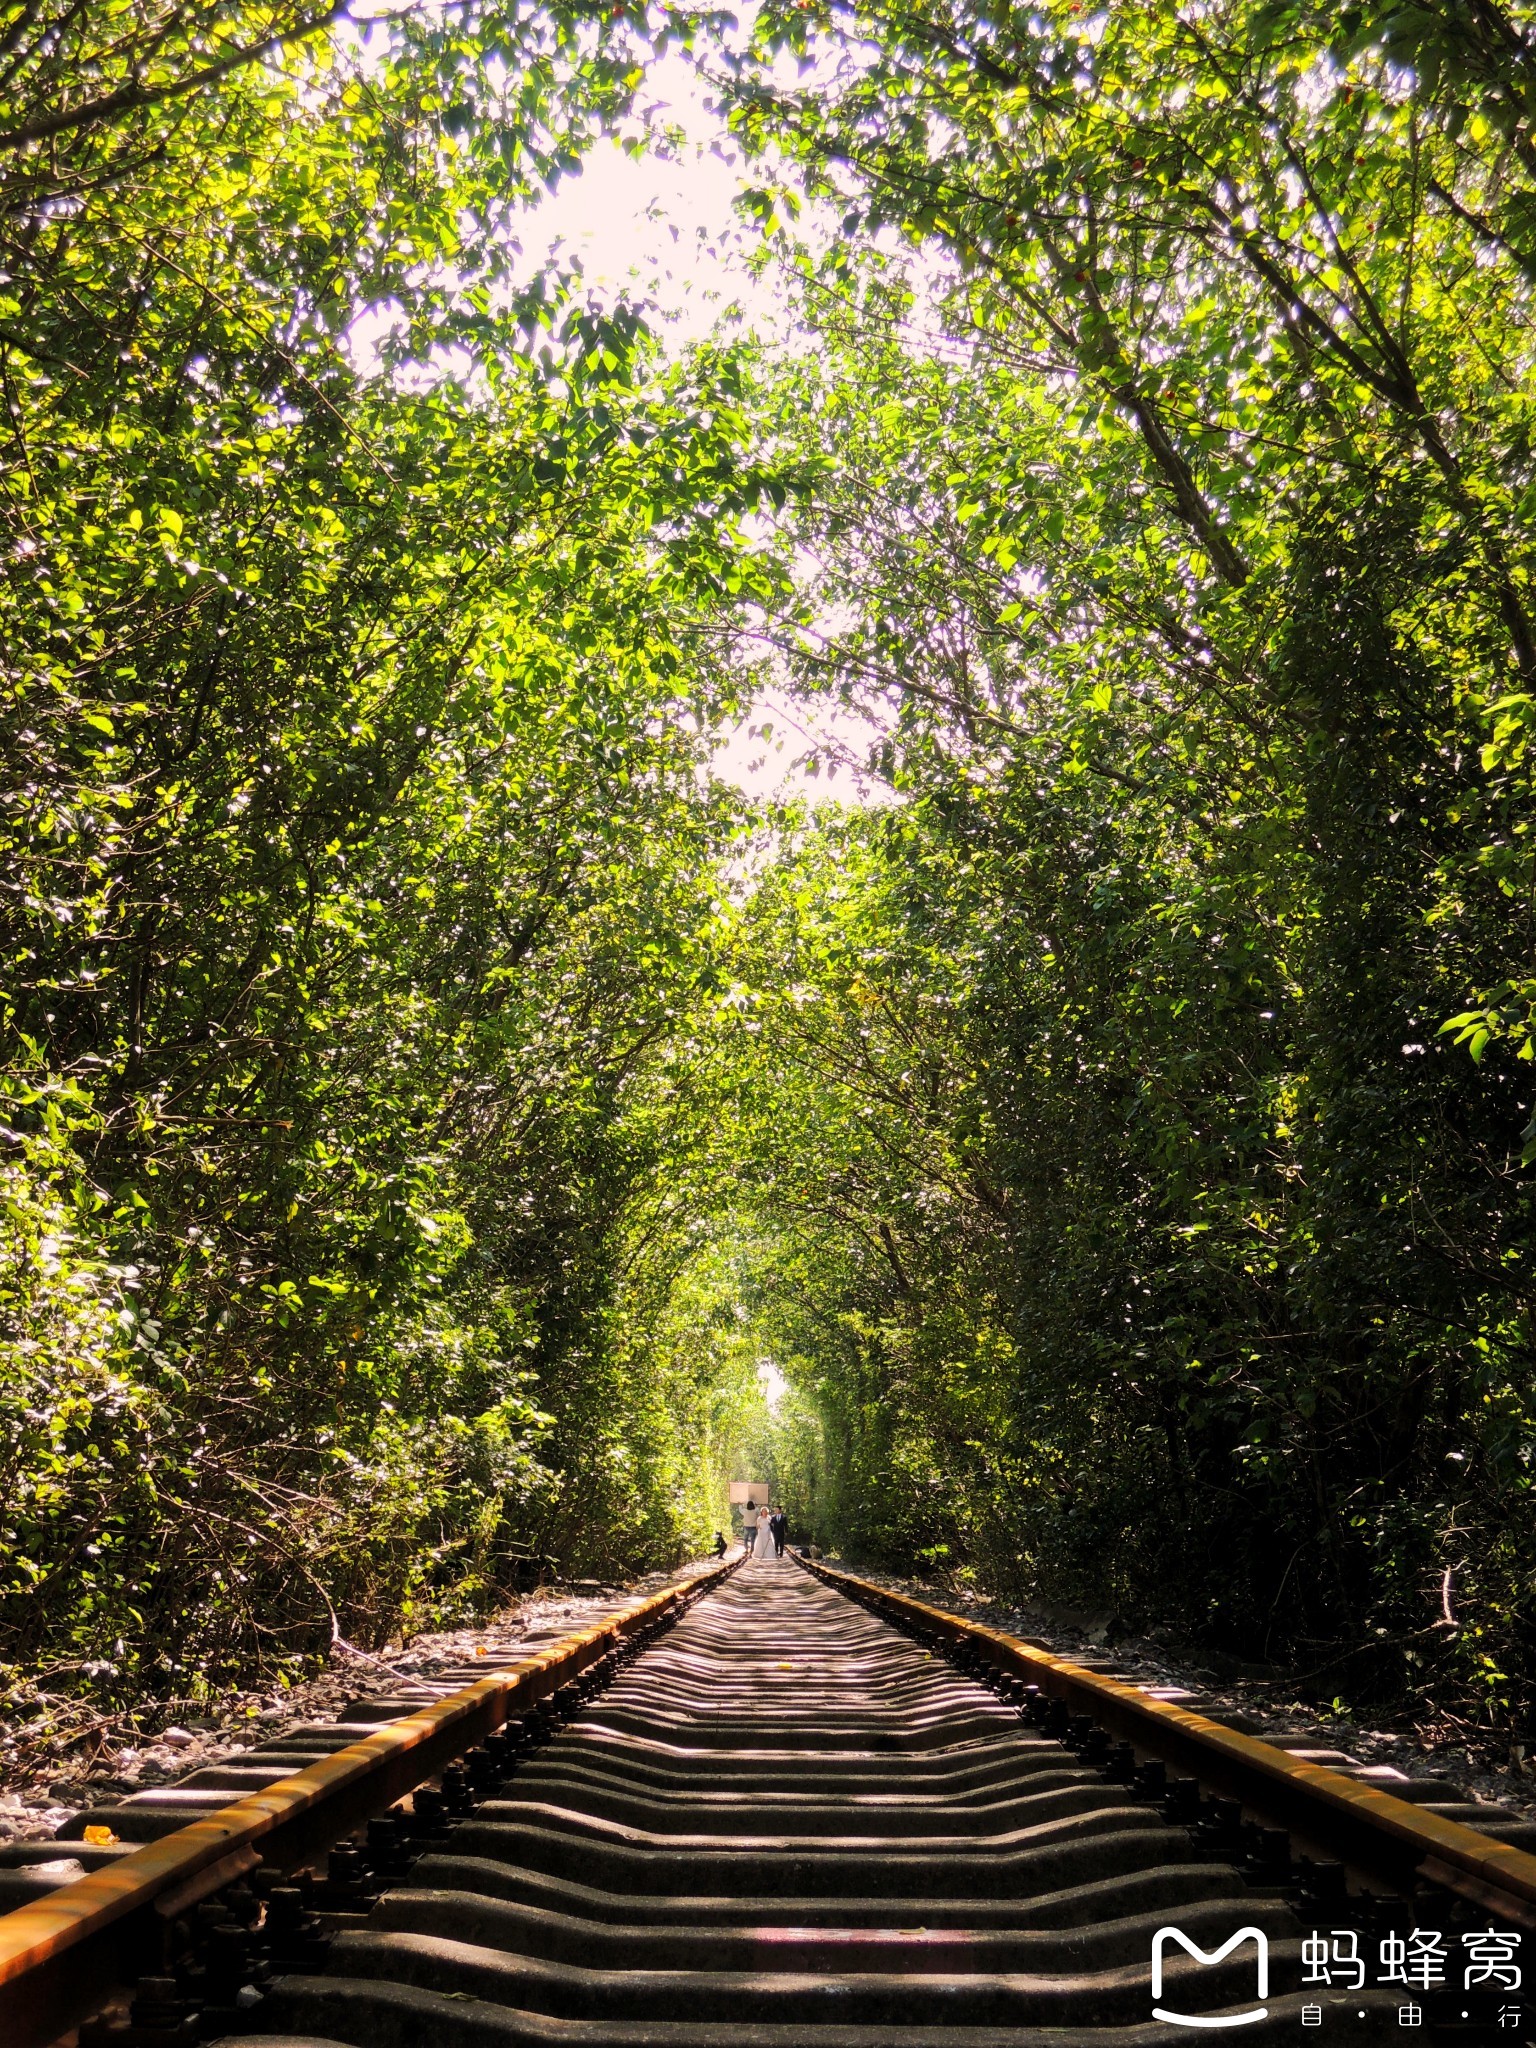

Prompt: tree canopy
[
  {"left": 5, "top": 0, "right": 1536, "bottom": 1742},
  {"left": 708, "top": 0, "right": 1536, "bottom": 1724}
]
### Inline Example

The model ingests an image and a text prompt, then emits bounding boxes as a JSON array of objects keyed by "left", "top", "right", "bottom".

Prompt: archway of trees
[{"left": 4, "top": 0, "right": 1535, "bottom": 1739}]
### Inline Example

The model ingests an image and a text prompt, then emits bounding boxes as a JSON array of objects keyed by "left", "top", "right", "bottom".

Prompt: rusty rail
[
  {"left": 0, "top": 1554, "right": 740, "bottom": 2048},
  {"left": 795, "top": 1551, "right": 1536, "bottom": 1928}
]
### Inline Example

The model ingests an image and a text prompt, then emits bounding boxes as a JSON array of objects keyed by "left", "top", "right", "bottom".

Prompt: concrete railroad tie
[{"left": 218, "top": 1565, "right": 1400, "bottom": 2045}]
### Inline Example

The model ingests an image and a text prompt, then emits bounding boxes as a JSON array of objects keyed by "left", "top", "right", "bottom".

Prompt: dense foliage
[
  {"left": 706, "top": 0, "right": 1536, "bottom": 1726},
  {"left": 6, "top": 0, "right": 1536, "bottom": 1746},
  {"left": 0, "top": 0, "right": 778, "bottom": 1701}
]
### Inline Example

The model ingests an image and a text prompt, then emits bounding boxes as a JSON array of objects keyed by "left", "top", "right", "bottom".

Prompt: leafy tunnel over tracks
[{"left": 5, "top": 0, "right": 1536, "bottom": 1751}]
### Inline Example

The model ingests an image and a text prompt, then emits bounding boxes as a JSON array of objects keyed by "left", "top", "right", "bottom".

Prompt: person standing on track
[
  {"left": 742, "top": 1503, "right": 758, "bottom": 1555},
  {"left": 771, "top": 1509, "right": 787, "bottom": 1557},
  {"left": 754, "top": 1505, "right": 775, "bottom": 1562}
]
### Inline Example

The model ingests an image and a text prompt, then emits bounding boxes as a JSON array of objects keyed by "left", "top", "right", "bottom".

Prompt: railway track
[{"left": 3, "top": 1550, "right": 1535, "bottom": 2045}]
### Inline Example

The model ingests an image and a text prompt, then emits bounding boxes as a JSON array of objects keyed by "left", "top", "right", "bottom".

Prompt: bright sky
[
  {"left": 758, "top": 1355, "right": 788, "bottom": 1410},
  {"left": 710, "top": 685, "right": 895, "bottom": 804},
  {"left": 509, "top": 53, "right": 894, "bottom": 805},
  {"left": 514, "top": 51, "right": 770, "bottom": 343}
]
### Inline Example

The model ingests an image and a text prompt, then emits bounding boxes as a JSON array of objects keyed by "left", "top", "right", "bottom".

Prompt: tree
[
  {"left": 694, "top": 0, "right": 1536, "bottom": 1724},
  {"left": 0, "top": 0, "right": 787, "bottom": 1696}
]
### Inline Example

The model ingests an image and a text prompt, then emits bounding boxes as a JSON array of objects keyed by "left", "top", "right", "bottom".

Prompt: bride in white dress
[{"left": 753, "top": 1506, "right": 775, "bottom": 1562}]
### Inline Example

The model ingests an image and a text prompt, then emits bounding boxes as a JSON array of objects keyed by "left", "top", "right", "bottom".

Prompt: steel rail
[
  {"left": 0, "top": 1555, "right": 739, "bottom": 2048},
  {"left": 796, "top": 1551, "right": 1536, "bottom": 1929}
]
